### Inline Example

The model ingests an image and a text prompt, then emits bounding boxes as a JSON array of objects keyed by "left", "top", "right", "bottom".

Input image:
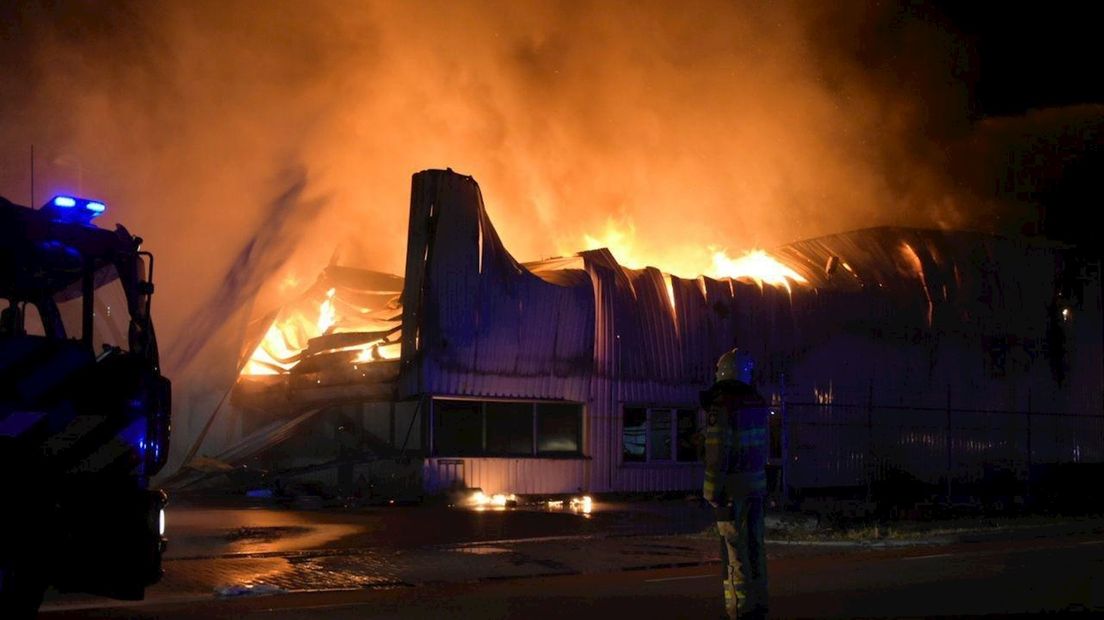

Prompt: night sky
[
  {"left": 938, "top": 3, "right": 1102, "bottom": 117},
  {"left": 936, "top": 2, "right": 1103, "bottom": 249}
]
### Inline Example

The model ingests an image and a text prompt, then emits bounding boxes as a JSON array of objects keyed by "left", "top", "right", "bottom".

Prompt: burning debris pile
[{"left": 242, "top": 266, "right": 404, "bottom": 382}]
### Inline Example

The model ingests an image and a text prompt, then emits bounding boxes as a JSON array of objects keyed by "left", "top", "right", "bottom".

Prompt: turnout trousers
[{"left": 716, "top": 495, "right": 768, "bottom": 619}]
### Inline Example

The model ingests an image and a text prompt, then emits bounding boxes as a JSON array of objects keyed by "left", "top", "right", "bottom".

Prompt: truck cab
[{"left": 0, "top": 194, "right": 170, "bottom": 615}]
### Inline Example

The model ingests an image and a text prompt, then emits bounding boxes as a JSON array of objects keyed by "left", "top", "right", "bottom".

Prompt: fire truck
[{"left": 0, "top": 194, "right": 170, "bottom": 615}]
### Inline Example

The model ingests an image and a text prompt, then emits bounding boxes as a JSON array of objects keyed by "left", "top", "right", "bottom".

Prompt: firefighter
[{"left": 702, "top": 348, "right": 769, "bottom": 620}]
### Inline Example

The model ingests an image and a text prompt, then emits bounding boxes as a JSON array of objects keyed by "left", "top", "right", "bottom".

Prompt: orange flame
[
  {"left": 577, "top": 219, "right": 805, "bottom": 296},
  {"left": 241, "top": 321, "right": 302, "bottom": 376},
  {"left": 709, "top": 249, "right": 808, "bottom": 291},
  {"left": 582, "top": 218, "right": 644, "bottom": 268},
  {"left": 244, "top": 221, "right": 806, "bottom": 378},
  {"left": 353, "top": 342, "right": 402, "bottom": 363},
  {"left": 899, "top": 242, "right": 933, "bottom": 326},
  {"left": 241, "top": 285, "right": 400, "bottom": 377},
  {"left": 318, "top": 288, "right": 337, "bottom": 333}
]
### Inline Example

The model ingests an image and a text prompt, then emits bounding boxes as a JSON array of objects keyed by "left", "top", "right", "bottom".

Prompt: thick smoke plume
[
  {"left": 2, "top": 1, "right": 1088, "bottom": 465},
  {"left": 2, "top": 0, "right": 983, "bottom": 352}
]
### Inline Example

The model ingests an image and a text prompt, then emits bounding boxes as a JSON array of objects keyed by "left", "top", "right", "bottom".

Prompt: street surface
[{"left": 37, "top": 497, "right": 1104, "bottom": 618}]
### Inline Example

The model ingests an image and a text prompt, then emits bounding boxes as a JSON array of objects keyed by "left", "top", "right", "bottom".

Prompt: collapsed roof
[{"left": 235, "top": 169, "right": 1095, "bottom": 416}]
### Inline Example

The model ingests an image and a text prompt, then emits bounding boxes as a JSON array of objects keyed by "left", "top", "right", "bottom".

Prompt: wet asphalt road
[
  {"left": 40, "top": 531, "right": 1104, "bottom": 618},
  {"left": 159, "top": 496, "right": 715, "bottom": 558},
  {"left": 38, "top": 496, "right": 718, "bottom": 612},
  {"left": 35, "top": 498, "right": 1104, "bottom": 618}
]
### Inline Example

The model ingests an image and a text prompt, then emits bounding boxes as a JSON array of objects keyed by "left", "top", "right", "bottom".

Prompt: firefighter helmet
[{"left": 715, "top": 348, "right": 754, "bottom": 384}]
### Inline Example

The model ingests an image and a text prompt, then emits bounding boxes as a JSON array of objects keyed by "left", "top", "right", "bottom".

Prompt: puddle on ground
[
  {"left": 224, "top": 526, "right": 312, "bottom": 542},
  {"left": 164, "top": 508, "right": 363, "bottom": 557},
  {"left": 451, "top": 546, "right": 513, "bottom": 555}
]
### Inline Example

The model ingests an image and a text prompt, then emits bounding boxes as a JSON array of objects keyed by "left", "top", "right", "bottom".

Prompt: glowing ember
[
  {"left": 353, "top": 342, "right": 402, "bottom": 363},
  {"left": 278, "top": 274, "right": 303, "bottom": 293},
  {"left": 569, "top": 495, "right": 593, "bottom": 515},
  {"left": 469, "top": 491, "right": 517, "bottom": 509},
  {"left": 709, "top": 249, "right": 808, "bottom": 291}
]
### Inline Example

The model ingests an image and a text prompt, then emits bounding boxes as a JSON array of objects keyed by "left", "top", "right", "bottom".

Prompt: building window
[
  {"left": 433, "top": 399, "right": 582, "bottom": 457},
  {"left": 676, "top": 409, "right": 699, "bottom": 462},
  {"left": 623, "top": 407, "right": 699, "bottom": 464},
  {"left": 649, "top": 409, "right": 673, "bottom": 461},
  {"left": 433, "top": 400, "right": 483, "bottom": 456},
  {"left": 485, "top": 402, "right": 534, "bottom": 455},
  {"left": 622, "top": 408, "right": 647, "bottom": 463},
  {"left": 537, "top": 402, "right": 582, "bottom": 455}
]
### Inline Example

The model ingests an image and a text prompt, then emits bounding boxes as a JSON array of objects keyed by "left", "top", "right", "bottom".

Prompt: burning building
[{"left": 192, "top": 168, "right": 1101, "bottom": 508}]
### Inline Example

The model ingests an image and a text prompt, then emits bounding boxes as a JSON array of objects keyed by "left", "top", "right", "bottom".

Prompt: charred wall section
[{"left": 399, "top": 169, "right": 596, "bottom": 402}]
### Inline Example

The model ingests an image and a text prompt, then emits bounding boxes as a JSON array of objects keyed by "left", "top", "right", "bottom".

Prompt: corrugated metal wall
[
  {"left": 398, "top": 170, "right": 594, "bottom": 403},
  {"left": 423, "top": 457, "right": 585, "bottom": 495},
  {"left": 580, "top": 252, "right": 761, "bottom": 492},
  {"left": 399, "top": 169, "right": 1104, "bottom": 498}
]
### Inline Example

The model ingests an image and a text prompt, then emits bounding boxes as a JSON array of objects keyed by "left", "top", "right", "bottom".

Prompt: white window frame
[{"left": 622, "top": 406, "right": 700, "bottom": 465}]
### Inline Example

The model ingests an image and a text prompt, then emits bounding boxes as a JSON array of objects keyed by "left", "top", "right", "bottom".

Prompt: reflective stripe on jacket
[{"left": 702, "top": 380, "right": 769, "bottom": 502}]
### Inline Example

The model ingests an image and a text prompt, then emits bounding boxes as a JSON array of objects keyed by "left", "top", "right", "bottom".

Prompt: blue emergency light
[{"left": 43, "top": 194, "right": 107, "bottom": 224}]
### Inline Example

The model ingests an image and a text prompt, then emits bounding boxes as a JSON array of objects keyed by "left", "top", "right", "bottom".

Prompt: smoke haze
[{"left": 0, "top": 0, "right": 1091, "bottom": 379}]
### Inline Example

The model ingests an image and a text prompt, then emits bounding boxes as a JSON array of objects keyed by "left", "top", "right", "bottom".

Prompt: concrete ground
[{"left": 37, "top": 495, "right": 1104, "bottom": 618}]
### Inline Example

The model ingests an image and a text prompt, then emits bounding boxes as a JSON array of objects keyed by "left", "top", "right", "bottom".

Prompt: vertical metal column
[
  {"left": 1026, "top": 390, "right": 1033, "bottom": 506},
  {"left": 423, "top": 396, "right": 432, "bottom": 456},
  {"left": 389, "top": 401, "right": 396, "bottom": 449},
  {"left": 779, "top": 374, "right": 790, "bottom": 510},
  {"left": 945, "top": 384, "right": 953, "bottom": 505},
  {"left": 866, "top": 380, "right": 874, "bottom": 505},
  {"left": 781, "top": 399, "right": 790, "bottom": 509}
]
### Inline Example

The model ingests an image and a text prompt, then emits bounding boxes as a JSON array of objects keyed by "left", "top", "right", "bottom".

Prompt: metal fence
[{"left": 778, "top": 392, "right": 1104, "bottom": 510}]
